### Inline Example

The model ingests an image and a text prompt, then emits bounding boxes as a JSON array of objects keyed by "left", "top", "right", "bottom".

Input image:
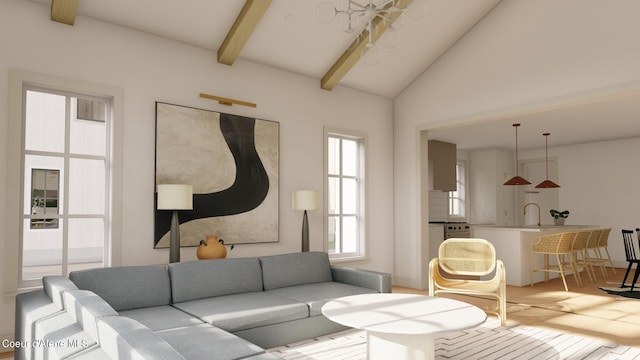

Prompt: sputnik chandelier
[{"left": 317, "top": 0, "right": 426, "bottom": 65}]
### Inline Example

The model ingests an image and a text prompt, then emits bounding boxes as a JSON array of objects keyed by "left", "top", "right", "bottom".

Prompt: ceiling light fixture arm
[
  {"left": 337, "top": 1, "right": 403, "bottom": 31},
  {"left": 534, "top": 132, "right": 561, "bottom": 188}
]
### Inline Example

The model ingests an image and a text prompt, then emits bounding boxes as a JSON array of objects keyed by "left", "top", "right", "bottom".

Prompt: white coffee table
[{"left": 322, "top": 293, "right": 487, "bottom": 360}]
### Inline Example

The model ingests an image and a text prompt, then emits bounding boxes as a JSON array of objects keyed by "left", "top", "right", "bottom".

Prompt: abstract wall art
[{"left": 154, "top": 102, "right": 279, "bottom": 248}]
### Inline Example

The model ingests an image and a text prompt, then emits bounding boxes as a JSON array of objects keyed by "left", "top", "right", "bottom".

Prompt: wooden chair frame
[
  {"left": 531, "top": 232, "right": 579, "bottom": 292},
  {"left": 429, "top": 238, "right": 507, "bottom": 326},
  {"left": 621, "top": 229, "right": 640, "bottom": 291}
]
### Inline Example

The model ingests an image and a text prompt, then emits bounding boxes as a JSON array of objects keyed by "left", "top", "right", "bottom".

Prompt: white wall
[
  {"left": 468, "top": 148, "right": 515, "bottom": 226},
  {"left": 393, "top": 0, "right": 640, "bottom": 287},
  {"left": 0, "top": 0, "right": 394, "bottom": 345}
]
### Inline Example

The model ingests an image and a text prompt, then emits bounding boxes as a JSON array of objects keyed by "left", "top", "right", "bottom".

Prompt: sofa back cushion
[
  {"left": 260, "top": 252, "right": 333, "bottom": 290},
  {"left": 168, "top": 258, "right": 263, "bottom": 303},
  {"left": 69, "top": 265, "right": 172, "bottom": 311}
]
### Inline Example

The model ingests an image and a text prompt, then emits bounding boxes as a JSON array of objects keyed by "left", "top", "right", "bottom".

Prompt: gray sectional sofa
[{"left": 15, "top": 251, "right": 391, "bottom": 360}]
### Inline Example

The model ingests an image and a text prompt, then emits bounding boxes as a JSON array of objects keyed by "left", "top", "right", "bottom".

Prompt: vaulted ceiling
[
  {"left": 33, "top": 0, "right": 640, "bottom": 150},
  {"left": 35, "top": 0, "right": 501, "bottom": 98}
]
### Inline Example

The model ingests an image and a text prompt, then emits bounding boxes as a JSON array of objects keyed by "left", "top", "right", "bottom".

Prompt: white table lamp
[
  {"left": 157, "top": 184, "right": 193, "bottom": 263},
  {"left": 292, "top": 190, "right": 318, "bottom": 252}
]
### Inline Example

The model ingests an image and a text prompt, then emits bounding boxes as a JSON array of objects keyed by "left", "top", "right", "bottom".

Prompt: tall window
[
  {"left": 19, "top": 87, "right": 112, "bottom": 287},
  {"left": 448, "top": 160, "right": 467, "bottom": 220},
  {"left": 325, "top": 129, "right": 366, "bottom": 259}
]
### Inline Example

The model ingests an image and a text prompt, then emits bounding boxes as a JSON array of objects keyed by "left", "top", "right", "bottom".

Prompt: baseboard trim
[{"left": 0, "top": 333, "right": 14, "bottom": 355}]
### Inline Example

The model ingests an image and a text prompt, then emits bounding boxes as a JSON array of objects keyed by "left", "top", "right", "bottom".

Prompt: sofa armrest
[
  {"left": 15, "top": 290, "right": 60, "bottom": 360},
  {"left": 331, "top": 267, "right": 392, "bottom": 293}
]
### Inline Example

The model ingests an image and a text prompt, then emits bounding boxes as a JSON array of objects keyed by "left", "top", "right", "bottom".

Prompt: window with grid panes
[{"left": 326, "top": 130, "right": 366, "bottom": 259}]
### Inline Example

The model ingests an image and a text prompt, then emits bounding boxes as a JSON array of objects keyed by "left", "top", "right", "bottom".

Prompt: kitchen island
[{"left": 472, "top": 225, "right": 598, "bottom": 286}]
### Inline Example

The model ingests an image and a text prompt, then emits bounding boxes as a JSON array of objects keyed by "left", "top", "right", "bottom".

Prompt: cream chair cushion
[{"left": 429, "top": 238, "right": 507, "bottom": 326}]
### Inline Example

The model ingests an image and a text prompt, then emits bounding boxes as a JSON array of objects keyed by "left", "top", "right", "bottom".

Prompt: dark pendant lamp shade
[
  {"left": 504, "top": 175, "right": 531, "bottom": 186},
  {"left": 504, "top": 123, "right": 531, "bottom": 186},
  {"left": 535, "top": 133, "right": 560, "bottom": 188}
]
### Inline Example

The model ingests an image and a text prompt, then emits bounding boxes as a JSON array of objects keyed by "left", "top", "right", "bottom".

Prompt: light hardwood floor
[{"left": 394, "top": 267, "right": 640, "bottom": 347}]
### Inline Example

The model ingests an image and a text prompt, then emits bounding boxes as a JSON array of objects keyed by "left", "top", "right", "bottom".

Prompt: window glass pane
[
  {"left": 342, "top": 178, "right": 357, "bottom": 214},
  {"left": 343, "top": 216, "right": 357, "bottom": 253},
  {"left": 24, "top": 155, "right": 64, "bottom": 215},
  {"left": 22, "top": 219, "right": 63, "bottom": 280},
  {"left": 30, "top": 169, "right": 60, "bottom": 229},
  {"left": 25, "top": 90, "right": 66, "bottom": 153},
  {"left": 69, "top": 158, "right": 105, "bottom": 214},
  {"left": 342, "top": 139, "right": 357, "bottom": 176},
  {"left": 448, "top": 161, "right": 466, "bottom": 217},
  {"left": 328, "top": 137, "right": 340, "bottom": 175},
  {"left": 328, "top": 216, "right": 340, "bottom": 254},
  {"left": 328, "top": 177, "right": 340, "bottom": 215},
  {"left": 70, "top": 97, "right": 106, "bottom": 156},
  {"left": 68, "top": 218, "right": 104, "bottom": 274}
]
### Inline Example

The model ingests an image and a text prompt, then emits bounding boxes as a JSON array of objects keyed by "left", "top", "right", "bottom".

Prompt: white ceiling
[
  {"left": 29, "top": 0, "right": 501, "bottom": 98},
  {"left": 428, "top": 92, "right": 640, "bottom": 151},
  {"left": 29, "top": 0, "right": 640, "bottom": 151}
]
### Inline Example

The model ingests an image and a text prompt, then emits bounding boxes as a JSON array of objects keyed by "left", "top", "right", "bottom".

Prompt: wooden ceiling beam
[
  {"left": 218, "top": 0, "right": 272, "bottom": 66},
  {"left": 321, "top": 0, "right": 413, "bottom": 91},
  {"left": 51, "top": 0, "right": 79, "bottom": 26}
]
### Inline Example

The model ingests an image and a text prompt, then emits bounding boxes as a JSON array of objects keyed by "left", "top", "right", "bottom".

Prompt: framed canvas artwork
[{"left": 154, "top": 102, "right": 279, "bottom": 248}]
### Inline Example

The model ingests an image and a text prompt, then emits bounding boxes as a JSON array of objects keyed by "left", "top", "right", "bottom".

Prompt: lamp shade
[
  {"left": 504, "top": 176, "right": 531, "bottom": 186},
  {"left": 292, "top": 190, "right": 318, "bottom": 211},
  {"left": 535, "top": 179, "right": 560, "bottom": 188},
  {"left": 157, "top": 184, "right": 193, "bottom": 210}
]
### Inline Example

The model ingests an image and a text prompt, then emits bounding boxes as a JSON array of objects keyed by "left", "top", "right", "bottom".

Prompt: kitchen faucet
[{"left": 523, "top": 202, "right": 541, "bottom": 227}]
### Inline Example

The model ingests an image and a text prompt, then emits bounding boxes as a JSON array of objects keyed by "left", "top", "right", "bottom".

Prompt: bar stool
[
  {"left": 572, "top": 230, "right": 595, "bottom": 284},
  {"left": 585, "top": 228, "right": 607, "bottom": 278},
  {"left": 597, "top": 228, "right": 616, "bottom": 275},
  {"left": 531, "top": 232, "right": 579, "bottom": 291}
]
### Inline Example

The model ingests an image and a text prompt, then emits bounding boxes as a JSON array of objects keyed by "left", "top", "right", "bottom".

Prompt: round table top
[{"left": 321, "top": 293, "right": 487, "bottom": 335}]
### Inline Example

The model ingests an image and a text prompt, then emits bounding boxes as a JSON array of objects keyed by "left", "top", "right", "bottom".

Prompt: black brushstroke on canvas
[{"left": 154, "top": 113, "right": 269, "bottom": 244}]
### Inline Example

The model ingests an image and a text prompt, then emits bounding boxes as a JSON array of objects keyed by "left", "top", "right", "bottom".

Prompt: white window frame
[
  {"left": 5, "top": 70, "right": 123, "bottom": 292},
  {"left": 324, "top": 127, "right": 367, "bottom": 261}
]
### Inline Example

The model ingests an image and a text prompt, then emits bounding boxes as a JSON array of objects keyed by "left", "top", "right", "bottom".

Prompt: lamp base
[
  {"left": 169, "top": 210, "right": 181, "bottom": 263},
  {"left": 301, "top": 210, "right": 309, "bottom": 252}
]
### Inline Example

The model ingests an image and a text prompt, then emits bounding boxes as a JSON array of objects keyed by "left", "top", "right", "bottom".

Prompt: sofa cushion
[
  {"left": 120, "top": 305, "right": 204, "bottom": 331},
  {"left": 43, "top": 275, "right": 79, "bottom": 310},
  {"left": 157, "top": 324, "right": 265, "bottom": 360},
  {"left": 267, "top": 281, "right": 378, "bottom": 316},
  {"left": 70, "top": 265, "right": 172, "bottom": 311},
  {"left": 97, "top": 316, "right": 186, "bottom": 360},
  {"left": 168, "top": 258, "right": 263, "bottom": 302},
  {"left": 260, "top": 252, "right": 333, "bottom": 290},
  {"left": 63, "top": 290, "right": 118, "bottom": 341},
  {"left": 172, "top": 291, "right": 309, "bottom": 332}
]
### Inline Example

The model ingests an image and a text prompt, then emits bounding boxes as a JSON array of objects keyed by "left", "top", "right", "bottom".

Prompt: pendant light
[
  {"left": 535, "top": 133, "right": 560, "bottom": 188},
  {"left": 504, "top": 123, "right": 531, "bottom": 185}
]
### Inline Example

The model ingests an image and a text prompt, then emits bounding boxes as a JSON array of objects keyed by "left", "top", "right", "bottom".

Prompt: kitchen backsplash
[{"left": 428, "top": 190, "right": 448, "bottom": 222}]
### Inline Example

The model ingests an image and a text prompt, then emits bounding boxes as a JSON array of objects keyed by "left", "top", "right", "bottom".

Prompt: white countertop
[{"left": 471, "top": 224, "right": 598, "bottom": 232}]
